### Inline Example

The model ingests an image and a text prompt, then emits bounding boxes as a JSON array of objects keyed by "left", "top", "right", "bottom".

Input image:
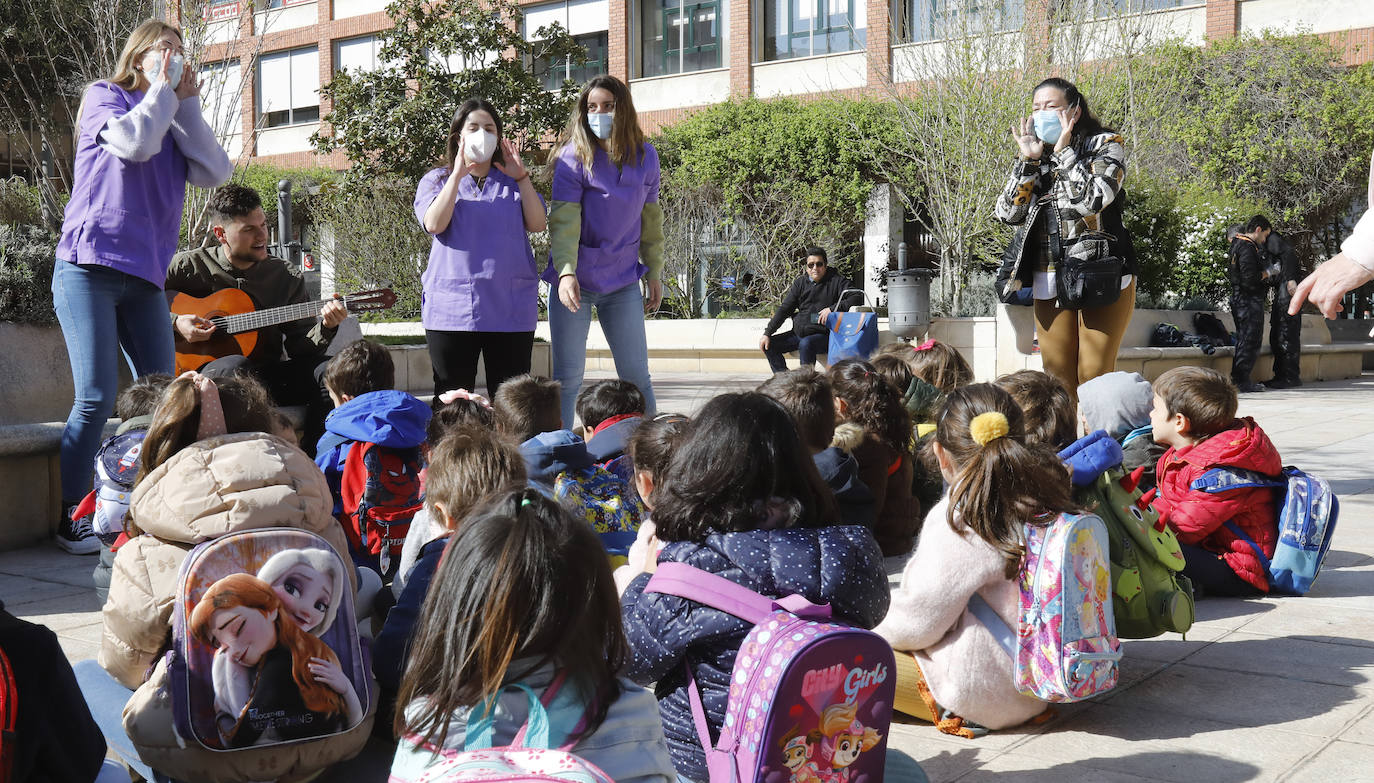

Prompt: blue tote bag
[{"left": 824, "top": 288, "right": 878, "bottom": 363}]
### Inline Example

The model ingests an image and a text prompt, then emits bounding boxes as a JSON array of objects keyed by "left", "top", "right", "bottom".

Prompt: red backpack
[
  {"left": 340, "top": 441, "right": 424, "bottom": 577},
  {"left": 0, "top": 646, "right": 16, "bottom": 783}
]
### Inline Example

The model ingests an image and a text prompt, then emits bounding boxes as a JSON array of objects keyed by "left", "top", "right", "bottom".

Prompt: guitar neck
[{"left": 212, "top": 297, "right": 348, "bottom": 335}]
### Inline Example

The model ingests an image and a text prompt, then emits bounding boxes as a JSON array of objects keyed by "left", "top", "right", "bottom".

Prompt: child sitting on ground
[
  {"left": 1148, "top": 366, "right": 1282, "bottom": 597},
  {"left": 612, "top": 413, "right": 689, "bottom": 594},
  {"left": 828, "top": 359, "right": 918, "bottom": 560},
  {"left": 389, "top": 488, "right": 677, "bottom": 783},
  {"left": 315, "top": 339, "right": 432, "bottom": 578},
  {"left": 81, "top": 373, "right": 172, "bottom": 599},
  {"left": 91, "top": 372, "right": 371, "bottom": 781},
  {"left": 1077, "top": 371, "right": 1165, "bottom": 492},
  {"left": 620, "top": 392, "right": 889, "bottom": 781},
  {"left": 758, "top": 368, "right": 876, "bottom": 528},
  {"left": 870, "top": 339, "right": 973, "bottom": 435},
  {"left": 994, "top": 369, "right": 1077, "bottom": 450},
  {"left": 495, "top": 374, "right": 645, "bottom": 557},
  {"left": 393, "top": 392, "right": 497, "bottom": 596},
  {"left": 374, "top": 424, "right": 526, "bottom": 722},
  {"left": 875, "top": 384, "right": 1072, "bottom": 737},
  {"left": 578, "top": 379, "right": 646, "bottom": 466}
]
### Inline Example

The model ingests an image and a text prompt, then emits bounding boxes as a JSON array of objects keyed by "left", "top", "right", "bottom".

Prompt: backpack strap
[
  {"left": 646, "top": 562, "right": 833, "bottom": 624},
  {"left": 466, "top": 674, "right": 562, "bottom": 751},
  {"left": 1190, "top": 467, "right": 1285, "bottom": 494},
  {"left": 967, "top": 593, "right": 1016, "bottom": 660},
  {"left": 1222, "top": 521, "right": 1273, "bottom": 578},
  {"left": 682, "top": 660, "right": 736, "bottom": 782}
]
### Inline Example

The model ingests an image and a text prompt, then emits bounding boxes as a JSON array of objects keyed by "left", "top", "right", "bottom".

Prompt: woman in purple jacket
[
  {"left": 415, "top": 98, "right": 547, "bottom": 404},
  {"left": 52, "top": 19, "right": 232, "bottom": 554},
  {"left": 546, "top": 75, "right": 665, "bottom": 428}
]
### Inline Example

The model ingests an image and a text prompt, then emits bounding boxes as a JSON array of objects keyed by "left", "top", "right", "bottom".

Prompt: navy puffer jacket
[{"left": 620, "top": 525, "right": 889, "bottom": 782}]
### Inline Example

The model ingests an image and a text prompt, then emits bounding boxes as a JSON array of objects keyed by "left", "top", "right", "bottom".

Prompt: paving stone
[
  {"left": 8, "top": 589, "right": 103, "bottom": 632},
  {"left": 1122, "top": 624, "right": 1230, "bottom": 663},
  {"left": 0, "top": 572, "right": 88, "bottom": 606},
  {"left": 1184, "top": 632, "right": 1374, "bottom": 689},
  {"left": 1013, "top": 703, "right": 1323, "bottom": 782},
  {"left": 0, "top": 546, "right": 98, "bottom": 587},
  {"left": 1336, "top": 707, "right": 1374, "bottom": 748},
  {"left": 1281, "top": 740, "right": 1374, "bottom": 782},
  {"left": 964, "top": 751, "right": 1195, "bottom": 782},
  {"left": 1238, "top": 601, "right": 1374, "bottom": 649},
  {"left": 1188, "top": 596, "right": 1279, "bottom": 632},
  {"left": 1101, "top": 663, "right": 1367, "bottom": 738}
]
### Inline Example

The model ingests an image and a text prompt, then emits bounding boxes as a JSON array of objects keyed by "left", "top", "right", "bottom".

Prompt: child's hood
[
  {"left": 521, "top": 429, "right": 595, "bottom": 482},
  {"left": 1078, "top": 371, "right": 1153, "bottom": 440},
  {"left": 323, "top": 390, "right": 431, "bottom": 447},
  {"left": 1175, "top": 417, "right": 1282, "bottom": 475},
  {"left": 129, "top": 432, "right": 336, "bottom": 544},
  {"left": 1059, "top": 430, "right": 1125, "bottom": 487}
]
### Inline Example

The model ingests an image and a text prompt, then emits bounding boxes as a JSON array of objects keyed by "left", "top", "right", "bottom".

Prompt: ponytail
[{"left": 937, "top": 385, "right": 1080, "bottom": 578}]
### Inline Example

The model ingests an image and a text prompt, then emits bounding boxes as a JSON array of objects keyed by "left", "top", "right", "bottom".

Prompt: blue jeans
[
  {"left": 73, "top": 660, "right": 165, "bottom": 782},
  {"left": 763, "top": 330, "right": 828, "bottom": 373},
  {"left": 549, "top": 280, "right": 656, "bottom": 428},
  {"left": 52, "top": 261, "right": 174, "bottom": 501}
]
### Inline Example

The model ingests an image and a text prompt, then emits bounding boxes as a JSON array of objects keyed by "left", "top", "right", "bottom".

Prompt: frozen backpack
[
  {"left": 1083, "top": 466, "right": 1194, "bottom": 639},
  {"left": 969, "top": 512, "right": 1120, "bottom": 703},
  {"left": 390, "top": 672, "right": 613, "bottom": 783},
  {"left": 1191, "top": 466, "right": 1339, "bottom": 595},
  {"left": 341, "top": 441, "right": 425, "bottom": 577},
  {"left": 165, "top": 528, "right": 370, "bottom": 754},
  {"left": 646, "top": 563, "right": 895, "bottom": 783},
  {"left": 554, "top": 466, "right": 645, "bottom": 558},
  {"left": 69, "top": 429, "right": 146, "bottom": 545}
]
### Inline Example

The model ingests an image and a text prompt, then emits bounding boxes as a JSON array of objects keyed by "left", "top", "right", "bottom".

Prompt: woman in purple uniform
[
  {"left": 545, "top": 75, "right": 664, "bottom": 428},
  {"left": 52, "top": 19, "right": 232, "bottom": 553},
  {"left": 415, "top": 98, "right": 547, "bottom": 404}
]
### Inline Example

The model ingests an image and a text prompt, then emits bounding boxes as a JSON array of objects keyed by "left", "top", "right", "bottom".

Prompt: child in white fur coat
[{"left": 874, "top": 383, "right": 1078, "bottom": 737}]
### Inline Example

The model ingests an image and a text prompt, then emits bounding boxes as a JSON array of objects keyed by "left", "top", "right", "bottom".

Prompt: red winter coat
[{"left": 1153, "top": 417, "right": 1282, "bottom": 592}]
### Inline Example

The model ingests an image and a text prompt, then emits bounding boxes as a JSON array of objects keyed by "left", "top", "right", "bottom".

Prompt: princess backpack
[
  {"left": 389, "top": 672, "right": 613, "bottom": 783},
  {"left": 646, "top": 562, "right": 895, "bottom": 783}
]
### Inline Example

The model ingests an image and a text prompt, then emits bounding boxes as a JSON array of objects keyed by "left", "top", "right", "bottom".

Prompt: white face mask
[
  {"left": 142, "top": 50, "right": 184, "bottom": 87},
  {"left": 587, "top": 111, "right": 614, "bottom": 140},
  {"left": 464, "top": 129, "right": 497, "bottom": 164}
]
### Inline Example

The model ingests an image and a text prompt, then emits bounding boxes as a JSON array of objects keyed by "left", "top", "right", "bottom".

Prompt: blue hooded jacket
[
  {"left": 314, "top": 390, "right": 432, "bottom": 515},
  {"left": 621, "top": 525, "right": 889, "bottom": 781},
  {"left": 585, "top": 415, "right": 642, "bottom": 464},
  {"left": 519, "top": 429, "right": 596, "bottom": 485}
]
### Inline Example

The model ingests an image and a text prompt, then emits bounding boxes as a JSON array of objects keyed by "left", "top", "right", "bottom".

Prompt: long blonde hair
[
  {"left": 110, "top": 19, "right": 182, "bottom": 91},
  {"left": 553, "top": 75, "right": 645, "bottom": 173}
]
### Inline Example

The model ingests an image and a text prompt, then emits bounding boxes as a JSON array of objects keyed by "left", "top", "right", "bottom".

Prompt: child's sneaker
[{"left": 55, "top": 506, "right": 99, "bottom": 555}]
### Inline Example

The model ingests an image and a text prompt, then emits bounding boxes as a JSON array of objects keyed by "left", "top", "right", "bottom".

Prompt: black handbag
[{"left": 1049, "top": 206, "right": 1124, "bottom": 310}]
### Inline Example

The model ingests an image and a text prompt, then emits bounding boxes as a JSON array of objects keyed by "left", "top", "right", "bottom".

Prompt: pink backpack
[
  {"left": 969, "top": 512, "right": 1121, "bottom": 702},
  {"left": 646, "top": 563, "right": 895, "bottom": 783},
  {"left": 389, "top": 672, "right": 613, "bottom": 783}
]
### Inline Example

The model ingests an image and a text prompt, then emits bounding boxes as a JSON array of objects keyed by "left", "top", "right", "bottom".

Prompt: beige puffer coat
[{"left": 99, "top": 433, "right": 375, "bottom": 782}]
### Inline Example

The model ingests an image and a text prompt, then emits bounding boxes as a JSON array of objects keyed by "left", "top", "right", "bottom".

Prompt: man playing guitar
[{"left": 168, "top": 183, "right": 346, "bottom": 452}]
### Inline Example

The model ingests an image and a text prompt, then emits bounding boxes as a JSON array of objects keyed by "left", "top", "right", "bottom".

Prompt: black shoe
[
  {"left": 55, "top": 505, "right": 100, "bottom": 555},
  {"left": 1236, "top": 383, "right": 1267, "bottom": 393},
  {"left": 1263, "top": 378, "right": 1302, "bottom": 389}
]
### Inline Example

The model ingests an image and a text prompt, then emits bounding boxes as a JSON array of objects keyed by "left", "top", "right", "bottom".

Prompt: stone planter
[{"left": 386, "top": 341, "right": 553, "bottom": 396}]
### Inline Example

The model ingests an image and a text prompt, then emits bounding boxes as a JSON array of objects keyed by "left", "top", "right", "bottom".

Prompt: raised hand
[
  {"left": 1054, "top": 107, "right": 1078, "bottom": 154},
  {"left": 493, "top": 138, "right": 529, "bottom": 181},
  {"left": 175, "top": 63, "right": 199, "bottom": 101},
  {"left": 1012, "top": 115, "right": 1044, "bottom": 160}
]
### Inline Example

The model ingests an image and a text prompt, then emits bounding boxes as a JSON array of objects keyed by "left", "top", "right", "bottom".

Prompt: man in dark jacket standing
[
  {"left": 1265, "top": 230, "right": 1304, "bottom": 388},
  {"left": 759, "top": 247, "right": 861, "bottom": 372},
  {"left": 1228, "top": 215, "right": 1272, "bottom": 393}
]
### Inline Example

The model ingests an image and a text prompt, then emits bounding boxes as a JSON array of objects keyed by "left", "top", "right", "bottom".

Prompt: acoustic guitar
[{"left": 169, "top": 287, "right": 396, "bottom": 374}]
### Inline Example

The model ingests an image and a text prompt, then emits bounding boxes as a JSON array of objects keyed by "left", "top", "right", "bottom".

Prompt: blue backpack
[{"left": 1190, "top": 466, "right": 1339, "bottom": 595}]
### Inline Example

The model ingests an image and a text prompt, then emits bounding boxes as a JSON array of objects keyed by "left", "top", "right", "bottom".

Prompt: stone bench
[{"left": 995, "top": 305, "right": 1374, "bottom": 383}]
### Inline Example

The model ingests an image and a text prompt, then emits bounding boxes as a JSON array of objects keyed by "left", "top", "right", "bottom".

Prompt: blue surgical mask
[
  {"left": 587, "top": 111, "right": 614, "bottom": 140},
  {"left": 1033, "top": 109, "right": 1062, "bottom": 145},
  {"left": 143, "top": 50, "right": 185, "bottom": 87}
]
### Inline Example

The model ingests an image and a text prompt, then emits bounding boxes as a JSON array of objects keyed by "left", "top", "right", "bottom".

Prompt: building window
[
  {"left": 198, "top": 60, "right": 243, "bottom": 135},
  {"left": 895, "top": 0, "right": 1021, "bottom": 44},
  {"left": 1090, "top": 0, "right": 1198, "bottom": 15},
  {"left": 535, "top": 31, "right": 609, "bottom": 89},
  {"left": 640, "top": 0, "right": 721, "bottom": 77},
  {"left": 763, "top": 0, "right": 865, "bottom": 61},
  {"left": 257, "top": 47, "right": 319, "bottom": 127},
  {"left": 334, "top": 34, "right": 383, "bottom": 73}
]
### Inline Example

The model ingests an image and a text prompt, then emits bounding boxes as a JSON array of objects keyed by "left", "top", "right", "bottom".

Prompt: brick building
[{"left": 173, "top": 0, "right": 1374, "bottom": 170}]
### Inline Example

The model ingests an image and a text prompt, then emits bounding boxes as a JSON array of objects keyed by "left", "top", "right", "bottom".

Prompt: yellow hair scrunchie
[{"left": 969, "top": 411, "right": 1010, "bottom": 446}]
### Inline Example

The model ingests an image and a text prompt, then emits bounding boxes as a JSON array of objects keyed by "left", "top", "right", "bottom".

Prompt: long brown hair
[
  {"left": 189, "top": 573, "right": 347, "bottom": 717},
  {"left": 394, "top": 487, "right": 628, "bottom": 747},
  {"left": 827, "top": 359, "right": 912, "bottom": 457},
  {"left": 937, "top": 384, "right": 1080, "bottom": 578},
  {"left": 554, "top": 75, "right": 645, "bottom": 172},
  {"left": 442, "top": 98, "right": 507, "bottom": 173},
  {"left": 135, "top": 373, "right": 275, "bottom": 489}
]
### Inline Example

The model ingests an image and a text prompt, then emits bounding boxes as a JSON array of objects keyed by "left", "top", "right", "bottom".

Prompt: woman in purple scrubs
[
  {"left": 416, "top": 98, "right": 547, "bottom": 404},
  {"left": 52, "top": 19, "right": 232, "bottom": 553},
  {"left": 545, "top": 75, "right": 664, "bottom": 428}
]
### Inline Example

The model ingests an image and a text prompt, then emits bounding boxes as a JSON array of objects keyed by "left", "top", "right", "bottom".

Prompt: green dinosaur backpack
[{"left": 1079, "top": 466, "right": 1195, "bottom": 639}]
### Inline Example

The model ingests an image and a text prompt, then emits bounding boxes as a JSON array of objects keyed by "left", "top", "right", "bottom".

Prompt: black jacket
[
  {"left": 1228, "top": 235, "right": 1268, "bottom": 298},
  {"left": 763, "top": 268, "right": 860, "bottom": 338},
  {"left": 1266, "top": 231, "right": 1305, "bottom": 306}
]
